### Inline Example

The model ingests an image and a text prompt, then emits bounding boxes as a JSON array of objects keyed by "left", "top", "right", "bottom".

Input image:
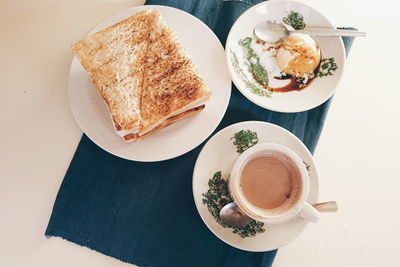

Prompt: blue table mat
[{"left": 45, "top": 0, "right": 354, "bottom": 266}]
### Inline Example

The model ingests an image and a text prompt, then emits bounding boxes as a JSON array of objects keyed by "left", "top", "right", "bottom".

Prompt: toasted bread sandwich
[{"left": 72, "top": 9, "right": 211, "bottom": 142}]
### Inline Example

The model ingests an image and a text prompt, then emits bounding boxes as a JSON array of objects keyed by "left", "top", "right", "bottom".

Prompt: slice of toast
[
  {"left": 72, "top": 10, "right": 159, "bottom": 135},
  {"left": 138, "top": 12, "right": 212, "bottom": 136}
]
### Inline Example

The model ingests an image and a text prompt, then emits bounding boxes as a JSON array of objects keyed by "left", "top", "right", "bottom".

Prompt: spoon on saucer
[
  {"left": 219, "top": 202, "right": 254, "bottom": 227},
  {"left": 254, "top": 20, "right": 366, "bottom": 43},
  {"left": 220, "top": 201, "right": 338, "bottom": 227}
]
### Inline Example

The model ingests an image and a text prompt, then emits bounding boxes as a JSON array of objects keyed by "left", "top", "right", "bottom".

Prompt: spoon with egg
[
  {"left": 254, "top": 21, "right": 366, "bottom": 43},
  {"left": 220, "top": 201, "right": 338, "bottom": 227}
]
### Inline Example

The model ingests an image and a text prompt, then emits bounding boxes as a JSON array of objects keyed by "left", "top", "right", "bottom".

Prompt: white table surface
[{"left": 1, "top": 0, "right": 399, "bottom": 266}]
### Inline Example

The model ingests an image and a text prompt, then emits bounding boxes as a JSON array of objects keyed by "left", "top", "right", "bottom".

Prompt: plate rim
[
  {"left": 67, "top": 5, "right": 231, "bottom": 162},
  {"left": 192, "top": 120, "right": 319, "bottom": 252},
  {"left": 225, "top": 0, "right": 346, "bottom": 113}
]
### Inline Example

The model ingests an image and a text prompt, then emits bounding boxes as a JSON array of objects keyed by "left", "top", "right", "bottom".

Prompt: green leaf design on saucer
[
  {"left": 283, "top": 11, "right": 306, "bottom": 30},
  {"left": 202, "top": 171, "right": 265, "bottom": 238},
  {"left": 202, "top": 130, "right": 265, "bottom": 238},
  {"left": 230, "top": 50, "right": 272, "bottom": 97},
  {"left": 239, "top": 37, "right": 269, "bottom": 87},
  {"left": 231, "top": 129, "right": 259, "bottom": 154},
  {"left": 316, "top": 58, "right": 338, "bottom": 77}
]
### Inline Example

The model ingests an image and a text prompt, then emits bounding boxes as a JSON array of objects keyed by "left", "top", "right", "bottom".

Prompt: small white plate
[
  {"left": 68, "top": 5, "right": 231, "bottom": 162},
  {"left": 225, "top": 0, "right": 345, "bottom": 113},
  {"left": 192, "top": 121, "right": 319, "bottom": 252}
]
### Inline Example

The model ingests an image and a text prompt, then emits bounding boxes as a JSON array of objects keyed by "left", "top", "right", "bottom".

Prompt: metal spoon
[
  {"left": 219, "top": 202, "right": 254, "bottom": 226},
  {"left": 220, "top": 201, "right": 338, "bottom": 227},
  {"left": 254, "top": 20, "right": 366, "bottom": 43}
]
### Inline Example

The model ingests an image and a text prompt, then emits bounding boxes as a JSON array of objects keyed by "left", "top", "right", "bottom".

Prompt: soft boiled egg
[{"left": 276, "top": 33, "right": 321, "bottom": 78}]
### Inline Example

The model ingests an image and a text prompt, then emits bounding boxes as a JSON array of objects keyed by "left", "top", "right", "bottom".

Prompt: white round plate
[
  {"left": 68, "top": 5, "right": 231, "bottom": 162},
  {"left": 225, "top": 0, "right": 345, "bottom": 113},
  {"left": 192, "top": 121, "right": 319, "bottom": 252}
]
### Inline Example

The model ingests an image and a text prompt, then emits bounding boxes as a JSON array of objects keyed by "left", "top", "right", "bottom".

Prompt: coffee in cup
[
  {"left": 240, "top": 152, "right": 302, "bottom": 213},
  {"left": 229, "top": 143, "right": 319, "bottom": 224}
]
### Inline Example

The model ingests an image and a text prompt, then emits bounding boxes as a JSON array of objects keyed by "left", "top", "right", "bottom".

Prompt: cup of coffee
[{"left": 229, "top": 143, "right": 319, "bottom": 224}]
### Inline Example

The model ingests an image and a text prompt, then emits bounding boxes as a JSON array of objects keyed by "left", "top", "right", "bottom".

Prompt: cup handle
[{"left": 299, "top": 202, "right": 320, "bottom": 223}]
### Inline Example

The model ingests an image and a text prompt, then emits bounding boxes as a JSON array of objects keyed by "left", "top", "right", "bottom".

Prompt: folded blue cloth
[{"left": 45, "top": 0, "right": 354, "bottom": 266}]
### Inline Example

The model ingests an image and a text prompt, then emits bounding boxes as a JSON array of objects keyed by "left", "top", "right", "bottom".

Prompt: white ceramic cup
[{"left": 229, "top": 143, "right": 319, "bottom": 224}]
